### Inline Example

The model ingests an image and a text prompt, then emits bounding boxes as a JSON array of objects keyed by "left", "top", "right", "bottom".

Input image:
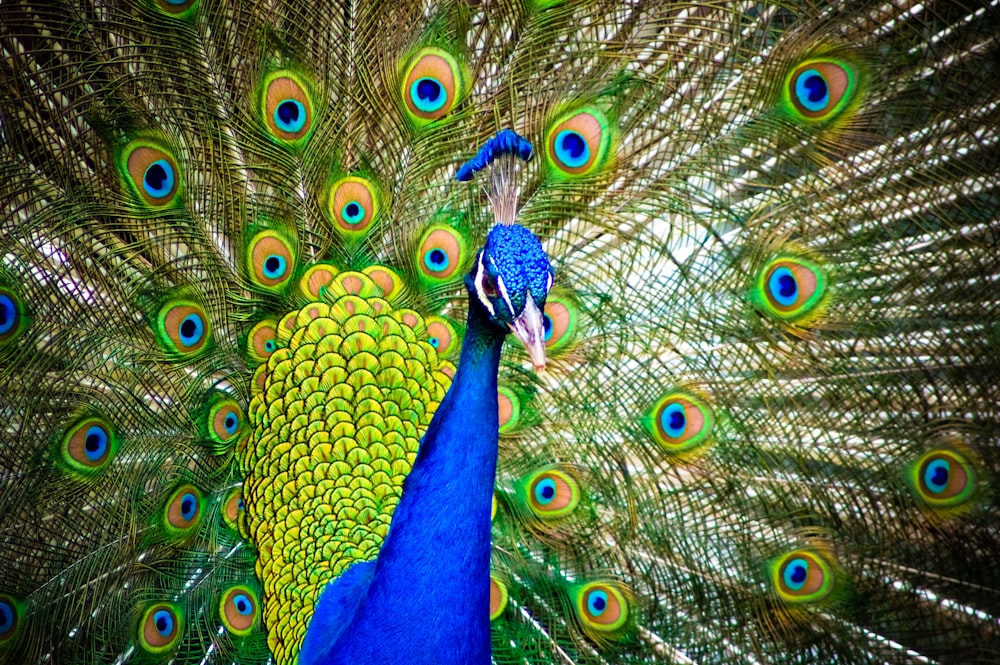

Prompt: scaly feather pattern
[{"left": 2, "top": 0, "right": 1000, "bottom": 663}]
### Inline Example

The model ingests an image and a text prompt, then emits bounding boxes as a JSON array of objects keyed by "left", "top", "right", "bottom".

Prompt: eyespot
[
  {"left": 784, "top": 58, "right": 858, "bottom": 122},
  {"left": 139, "top": 603, "right": 183, "bottom": 654},
  {"left": 526, "top": 467, "right": 580, "bottom": 519},
  {"left": 0, "top": 595, "right": 21, "bottom": 643},
  {"left": 573, "top": 582, "right": 630, "bottom": 636},
  {"left": 62, "top": 417, "right": 118, "bottom": 474},
  {"left": 910, "top": 450, "right": 977, "bottom": 509},
  {"left": 545, "top": 107, "right": 612, "bottom": 178},
  {"left": 155, "top": 299, "right": 210, "bottom": 355},
  {"left": 424, "top": 316, "right": 459, "bottom": 359},
  {"left": 222, "top": 487, "right": 245, "bottom": 531},
  {"left": 205, "top": 394, "right": 245, "bottom": 452},
  {"left": 121, "top": 140, "right": 182, "bottom": 207},
  {"left": 0, "top": 289, "right": 26, "bottom": 344},
  {"left": 416, "top": 225, "right": 467, "bottom": 285},
  {"left": 247, "top": 319, "right": 279, "bottom": 365},
  {"left": 542, "top": 295, "right": 577, "bottom": 355},
  {"left": 164, "top": 485, "right": 203, "bottom": 539},
  {"left": 261, "top": 71, "right": 315, "bottom": 145},
  {"left": 489, "top": 576, "right": 508, "bottom": 621},
  {"left": 219, "top": 585, "right": 258, "bottom": 636},
  {"left": 497, "top": 385, "right": 522, "bottom": 435},
  {"left": 154, "top": 0, "right": 198, "bottom": 16},
  {"left": 644, "top": 392, "right": 715, "bottom": 454},
  {"left": 770, "top": 550, "right": 834, "bottom": 604},
  {"left": 327, "top": 176, "right": 382, "bottom": 238},
  {"left": 246, "top": 230, "right": 295, "bottom": 292},
  {"left": 754, "top": 256, "right": 828, "bottom": 324},
  {"left": 401, "top": 48, "right": 466, "bottom": 124}
]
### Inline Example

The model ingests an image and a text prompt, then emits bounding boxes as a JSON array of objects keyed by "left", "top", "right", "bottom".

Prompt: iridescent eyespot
[
  {"left": 416, "top": 225, "right": 467, "bottom": 285},
  {"left": 424, "top": 316, "right": 458, "bottom": 359},
  {"left": 0, "top": 595, "right": 21, "bottom": 643},
  {"left": 644, "top": 392, "right": 715, "bottom": 454},
  {"left": 545, "top": 107, "right": 613, "bottom": 178},
  {"left": 155, "top": 299, "right": 210, "bottom": 356},
  {"left": 542, "top": 295, "right": 577, "bottom": 355},
  {"left": 247, "top": 319, "right": 279, "bottom": 365},
  {"left": 489, "top": 576, "right": 508, "bottom": 621},
  {"left": 753, "top": 256, "right": 828, "bottom": 325},
  {"left": 327, "top": 176, "right": 382, "bottom": 238},
  {"left": 401, "top": 48, "right": 466, "bottom": 124},
  {"left": 0, "top": 289, "right": 26, "bottom": 344},
  {"left": 164, "top": 485, "right": 203, "bottom": 539},
  {"left": 261, "top": 71, "right": 315, "bottom": 145},
  {"left": 526, "top": 467, "right": 580, "bottom": 519},
  {"left": 784, "top": 58, "right": 858, "bottom": 122},
  {"left": 205, "top": 394, "right": 245, "bottom": 451},
  {"left": 219, "top": 586, "right": 258, "bottom": 636},
  {"left": 246, "top": 230, "right": 296, "bottom": 292},
  {"left": 910, "top": 449, "right": 977, "bottom": 509},
  {"left": 62, "top": 417, "right": 118, "bottom": 474},
  {"left": 770, "top": 550, "right": 835, "bottom": 604},
  {"left": 573, "top": 582, "right": 630, "bottom": 637},
  {"left": 497, "top": 385, "right": 522, "bottom": 435},
  {"left": 120, "top": 140, "right": 182, "bottom": 207},
  {"left": 154, "top": 0, "right": 198, "bottom": 17},
  {"left": 222, "top": 487, "right": 244, "bottom": 531},
  {"left": 139, "top": 603, "right": 183, "bottom": 654}
]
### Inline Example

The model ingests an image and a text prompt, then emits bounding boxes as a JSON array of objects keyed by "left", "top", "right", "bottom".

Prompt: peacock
[{"left": 1, "top": 0, "right": 999, "bottom": 663}]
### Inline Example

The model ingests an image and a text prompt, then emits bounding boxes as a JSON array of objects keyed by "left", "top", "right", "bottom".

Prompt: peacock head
[{"left": 468, "top": 223, "right": 552, "bottom": 370}]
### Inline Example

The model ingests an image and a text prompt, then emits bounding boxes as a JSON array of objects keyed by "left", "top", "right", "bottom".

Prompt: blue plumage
[{"left": 300, "top": 220, "right": 552, "bottom": 664}]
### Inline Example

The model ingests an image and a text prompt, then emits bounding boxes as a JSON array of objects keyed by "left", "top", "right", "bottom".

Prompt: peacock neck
[{"left": 332, "top": 299, "right": 505, "bottom": 663}]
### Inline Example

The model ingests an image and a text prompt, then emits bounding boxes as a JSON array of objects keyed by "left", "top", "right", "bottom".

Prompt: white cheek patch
[
  {"left": 496, "top": 274, "right": 515, "bottom": 317},
  {"left": 474, "top": 253, "right": 496, "bottom": 316}
]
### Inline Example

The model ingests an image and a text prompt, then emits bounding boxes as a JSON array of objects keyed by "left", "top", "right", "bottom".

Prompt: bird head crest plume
[
  {"left": 461, "top": 130, "right": 553, "bottom": 371},
  {"left": 0, "top": 1, "right": 999, "bottom": 664}
]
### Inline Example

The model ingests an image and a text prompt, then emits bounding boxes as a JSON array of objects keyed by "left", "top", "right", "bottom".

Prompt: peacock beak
[{"left": 509, "top": 293, "right": 547, "bottom": 372}]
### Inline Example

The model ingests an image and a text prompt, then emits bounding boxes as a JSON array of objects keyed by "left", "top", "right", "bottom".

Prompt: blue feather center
[
  {"left": 768, "top": 267, "right": 799, "bottom": 306},
  {"left": 84, "top": 425, "right": 109, "bottom": 462},
  {"left": 424, "top": 248, "right": 449, "bottom": 272},
  {"left": 180, "top": 493, "right": 198, "bottom": 522},
  {"left": 275, "top": 100, "right": 306, "bottom": 132},
  {"left": 341, "top": 202, "right": 365, "bottom": 225},
  {"left": 924, "top": 460, "right": 951, "bottom": 493},
  {"left": 0, "top": 294, "right": 16, "bottom": 334},
  {"left": 795, "top": 70, "right": 829, "bottom": 112},
  {"left": 178, "top": 313, "right": 205, "bottom": 347},
  {"left": 783, "top": 559, "right": 809, "bottom": 590},
  {"left": 660, "top": 403, "right": 687, "bottom": 439},
  {"left": 233, "top": 594, "right": 253, "bottom": 615},
  {"left": 143, "top": 160, "right": 175, "bottom": 198},
  {"left": 587, "top": 590, "right": 608, "bottom": 616},
  {"left": 555, "top": 130, "right": 589, "bottom": 168},
  {"left": 263, "top": 255, "right": 287, "bottom": 279},
  {"left": 411, "top": 78, "right": 445, "bottom": 112},
  {"left": 224, "top": 412, "right": 239, "bottom": 436},
  {"left": 0, "top": 601, "right": 13, "bottom": 634}
]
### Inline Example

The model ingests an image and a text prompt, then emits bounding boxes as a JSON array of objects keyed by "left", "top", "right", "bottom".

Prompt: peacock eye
[{"left": 482, "top": 273, "right": 498, "bottom": 298}]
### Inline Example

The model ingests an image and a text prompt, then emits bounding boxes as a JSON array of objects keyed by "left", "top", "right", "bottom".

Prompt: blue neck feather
[{"left": 301, "top": 300, "right": 505, "bottom": 665}]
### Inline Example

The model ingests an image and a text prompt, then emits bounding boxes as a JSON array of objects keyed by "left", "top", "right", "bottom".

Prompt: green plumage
[{"left": 1, "top": 0, "right": 999, "bottom": 663}]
